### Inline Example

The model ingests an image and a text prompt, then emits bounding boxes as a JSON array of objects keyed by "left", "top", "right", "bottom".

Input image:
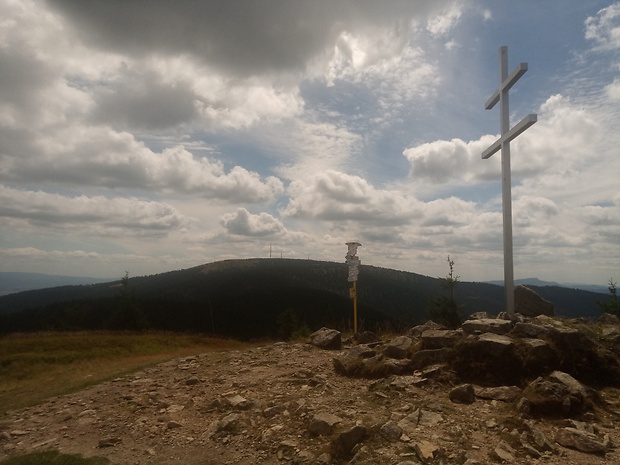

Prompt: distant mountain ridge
[
  {"left": 0, "top": 259, "right": 610, "bottom": 339},
  {"left": 0, "top": 272, "right": 112, "bottom": 297},
  {"left": 485, "top": 277, "right": 609, "bottom": 294}
]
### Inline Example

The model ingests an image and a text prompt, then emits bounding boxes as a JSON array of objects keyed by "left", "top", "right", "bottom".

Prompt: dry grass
[{"left": 0, "top": 331, "right": 253, "bottom": 415}]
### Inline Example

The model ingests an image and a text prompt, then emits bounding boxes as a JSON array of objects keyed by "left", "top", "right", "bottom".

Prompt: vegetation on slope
[{"left": 0, "top": 259, "right": 608, "bottom": 339}]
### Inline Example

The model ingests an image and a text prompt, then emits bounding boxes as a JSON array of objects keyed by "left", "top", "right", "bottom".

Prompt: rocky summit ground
[{"left": 1, "top": 325, "right": 620, "bottom": 465}]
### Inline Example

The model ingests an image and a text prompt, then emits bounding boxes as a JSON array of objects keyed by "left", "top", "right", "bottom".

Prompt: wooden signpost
[{"left": 345, "top": 241, "right": 361, "bottom": 333}]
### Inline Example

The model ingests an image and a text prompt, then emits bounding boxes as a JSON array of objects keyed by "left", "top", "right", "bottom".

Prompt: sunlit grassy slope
[{"left": 0, "top": 331, "right": 251, "bottom": 415}]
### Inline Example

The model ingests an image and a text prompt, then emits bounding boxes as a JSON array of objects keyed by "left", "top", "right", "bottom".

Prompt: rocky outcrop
[{"left": 1, "top": 316, "right": 620, "bottom": 465}]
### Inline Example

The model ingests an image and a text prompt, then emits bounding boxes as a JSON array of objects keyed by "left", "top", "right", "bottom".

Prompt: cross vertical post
[{"left": 482, "top": 46, "right": 537, "bottom": 318}]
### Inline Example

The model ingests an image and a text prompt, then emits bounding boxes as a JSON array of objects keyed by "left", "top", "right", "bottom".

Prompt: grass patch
[
  {"left": 0, "top": 331, "right": 252, "bottom": 415},
  {"left": 0, "top": 450, "right": 109, "bottom": 465}
]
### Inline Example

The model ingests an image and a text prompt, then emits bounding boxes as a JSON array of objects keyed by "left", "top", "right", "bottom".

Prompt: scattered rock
[
  {"left": 330, "top": 425, "right": 366, "bottom": 459},
  {"left": 225, "top": 394, "right": 253, "bottom": 410},
  {"left": 555, "top": 427, "right": 608, "bottom": 455},
  {"left": 308, "top": 413, "right": 342, "bottom": 436},
  {"left": 3, "top": 319, "right": 620, "bottom": 465},
  {"left": 467, "top": 312, "right": 493, "bottom": 320},
  {"left": 379, "top": 421, "right": 403, "bottom": 441},
  {"left": 407, "top": 320, "right": 444, "bottom": 338},
  {"left": 475, "top": 385, "right": 521, "bottom": 402},
  {"left": 414, "top": 439, "right": 441, "bottom": 463},
  {"left": 98, "top": 437, "right": 122, "bottom": 448},
  {"left": 492, "top": 440, "right": 516, "bottom": 462},
  {"left": 354, "top": 331, "right": 381, "bottom": 344},
  {"left": 598, "top": 313, "right": 620, "bottom": 325}
]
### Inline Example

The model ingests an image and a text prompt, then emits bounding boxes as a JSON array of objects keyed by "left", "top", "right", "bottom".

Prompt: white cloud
[
  {"left": 585, "top": 3, "right": 620, "bottom": 51},
  {"left": 1, "top": 126, "right": 284, "bottom": 202},
  {"left": 221, "top": 208, "right": 285, "bottom": 237},
  {"left": 426, "top": 5, "right": 462, "bottom": 37},
  {"left": 283, "top": 170, "right": 421, "bottom": 225},
  {"left": 0, "top": 185, "right": 192, "bottom": 237}
]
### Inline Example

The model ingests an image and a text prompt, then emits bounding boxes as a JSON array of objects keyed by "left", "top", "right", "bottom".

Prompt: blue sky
[{"left": 0, "top": 0, "right": 618, "bottom": 285}]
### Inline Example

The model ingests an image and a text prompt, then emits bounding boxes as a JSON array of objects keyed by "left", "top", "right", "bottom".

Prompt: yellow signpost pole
[{"left": 353, "top": 280, "right": 358, "bottom": 334}]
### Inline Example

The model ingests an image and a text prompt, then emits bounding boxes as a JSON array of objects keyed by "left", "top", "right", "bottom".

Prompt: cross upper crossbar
[{"left": 485, "top": 63, "right": 528, "bottom": 110}]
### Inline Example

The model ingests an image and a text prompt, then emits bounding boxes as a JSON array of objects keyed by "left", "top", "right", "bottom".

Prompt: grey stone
[
  {"left": 492, "top": 440, "right": 516, "bottom": 462},
  {"left": 512, "top": 321, "right": 549, "bottom": 338},
  {"left": 354, "top": 331, "right": 381, "bottom": 344},
  {"left": 414, "top": 439, "right": 441, "bottom": 462},
  {"left": 475, "top": 385, "right": 521, "bottom": 402},
  {"left": 461, "top": 318, "right": 512, "bottom": 335},
  {"left": 514, "top": 285, "right": 554, "bottom": 317},
  {"left": 597, "top": 313, "right": 620, "bottom": 325},
  {"left": 330, "top": 425, "right": 366, "bottom": 458},
  {"left": 555, "top": 427, "right": 608, "bottom": 454},
  {"left": 313, "top": 453, "right": 332, "bottom": 465},
  {"left": 420, "top": 329, "right": 462, "bottom": 349},
  {"left": 410, "top": 348, "right": 451, "bottom": 369},
  {"left": 225, "top": 394, "right": 253, "bottom": 410},
  {"left": 476, "top": 332, "right": 513, "bottom": 355},
  {"left": 308, "top": 412, "right": 342, "bottom": 436},
  {"left": 467, "top": 312, "right": 492, "bottom": 320},
  {"left": 408, "top": 321, "right": 443, "bottom": 338},
  {"left": 384, "top": 336, "right": 413, "bottom": 359},
  {"left": 379, "top": 420, "right": 403, "bottom": 441},
  {"left": 185, "top": 376, "right": 200, "bottom": 386},
  {"left": 310, "top": 327, "right": 342, "bottom": 350},
  {"left": 520, "top": 371, "right": 592, "bottom": 417},
  {"left": 449, "top": 383, "right": 475, "bottom": 404}
]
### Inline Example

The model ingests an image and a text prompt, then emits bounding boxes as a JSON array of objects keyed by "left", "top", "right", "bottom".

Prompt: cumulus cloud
[
  {"left": 221, "top": 208, "right": 285, "bottom": 237},
  {"left": 403, "top": 93, "right": 608, "bottom": 193},
  {"left": 1, "top": 127, "right": 284, "bottom": 202},
  {"left": 283, "top": 170, "right": 421, "bottom": 225},
  {"left": 0, "top": 185, "right": 191, "bottom": 236}
]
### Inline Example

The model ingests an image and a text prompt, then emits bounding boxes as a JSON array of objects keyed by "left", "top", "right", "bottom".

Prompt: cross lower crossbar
[
  {"left": 485, "top": 63, "right": 529, "bottom": 110},
  {"left": 481, "top": 113, "right": 538, "bottom": 159}
]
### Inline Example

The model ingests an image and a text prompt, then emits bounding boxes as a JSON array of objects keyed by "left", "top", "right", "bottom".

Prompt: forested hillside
[{"left": 0, "top": 259, "right": 608, "bottom": 339}]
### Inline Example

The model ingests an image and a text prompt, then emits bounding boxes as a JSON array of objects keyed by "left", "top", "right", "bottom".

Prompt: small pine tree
[
  {"left": 598, "top": 278, "right": 620, "bottom": 316},
  {"left": 427, "top": 255, "right": 463, "bottom": 329},
  {"left": 109, "top": 271, "right": 149, "bottom": 330}
]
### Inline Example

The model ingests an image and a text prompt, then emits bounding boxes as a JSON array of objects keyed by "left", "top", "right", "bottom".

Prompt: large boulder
[
  {"left": 517, "top": 371, "right": 595, "bottom": 417},
  {"left": 310, "top": 327, "right": 342, "bottom": 350},
  {"left": 514, "top": 285, "right": 554, "bottom": 317}
]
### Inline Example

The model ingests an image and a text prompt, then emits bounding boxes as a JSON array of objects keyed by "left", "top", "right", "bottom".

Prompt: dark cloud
[
  {"left": 47, "top": 0, "right": 453, "bottom": 77},
  {"left": 0, "top": 48, "right": 52, "bottom": 108},
  {"left": 91, "top": 70, "right": 197, "bottom": 130}
]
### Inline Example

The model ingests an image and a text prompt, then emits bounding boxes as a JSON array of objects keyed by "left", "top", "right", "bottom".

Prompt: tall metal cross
[{"left": 482, "top": 46, "right": 537, "bottom": 318}]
